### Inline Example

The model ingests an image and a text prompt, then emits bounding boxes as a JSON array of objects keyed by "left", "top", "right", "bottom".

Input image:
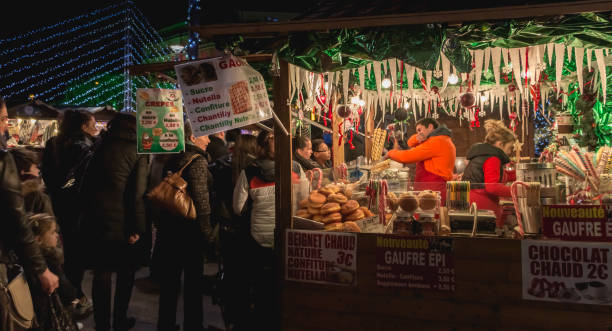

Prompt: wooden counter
[{"left": 281, "top": 235, "right": 612, "bottom": 330}]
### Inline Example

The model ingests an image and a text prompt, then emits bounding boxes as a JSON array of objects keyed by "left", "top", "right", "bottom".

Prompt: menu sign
[
  {"left": 174, "top": 55, "right": 273, "bottom": 137},
  {"left": 136, "top": 88, "right": 185, "bottom": 154},
  {"left": 522, "top": 240, "right": 612, "bottom": 305},
  {"left": 542, "top": 205, "right": 612, "bottom": 242},
  {"left": 285, "top": 229, "right": 357, "bottom": 286},
  {"left": 376, "top": 236, "right": 455, "bottom": 291}
]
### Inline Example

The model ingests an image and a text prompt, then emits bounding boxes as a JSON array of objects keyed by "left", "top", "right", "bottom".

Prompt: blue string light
[
  {"left": 3, "top": 40, "right": 125, "bottom": 94},
  {"left": 2, "top": 2, "right": 172, "bottom": 108},
  {"left": 0, "top": 20, "right": 123, "bottom": 70},
  {"left": 1, "top": 11, "right": 124, "bottom": 57},
  {"left": 0, "top": 35, "right": 124, "bottom": 81},
  {"left": 0, "top": 3, "right": 121, "bottom": 46}
]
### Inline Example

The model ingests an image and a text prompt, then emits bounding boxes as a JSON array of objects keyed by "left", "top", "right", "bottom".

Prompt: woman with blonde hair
[{"left": 461, "top": 120, "right": 517, "bottom": 226}]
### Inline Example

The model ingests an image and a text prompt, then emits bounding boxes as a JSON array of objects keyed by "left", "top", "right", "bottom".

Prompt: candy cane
[
  {"left": 573, "top": 146, "right": 598, "bottom": 182},
  {"left": 379, "top": 180, "right": 388, "bottom": 225}
]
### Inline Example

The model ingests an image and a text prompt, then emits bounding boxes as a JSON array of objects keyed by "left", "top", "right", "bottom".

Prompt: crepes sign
[
  {"left": 522, "top": 240, "right": 612, "bottom": 305},
  {"left": 174, "top": 55, "right": 273, "bottom": 137}
]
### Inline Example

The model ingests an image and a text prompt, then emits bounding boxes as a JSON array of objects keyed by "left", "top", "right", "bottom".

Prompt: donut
[
  {"left": 344, "top": 209, "right": 365, "bottom": 222},
  {"left": 399, "top": 193, "right": 418, "bottom": 213},
  {"left": 308, "top": 201, "right": 324, "bottom": 209},
  {"left": 307, "top": 206, "right": 321, "bottom": 215},
  {"left": 418, "top": 190, "right": 438, "bottom": 210},
  {"left": 320, "top": 202, "right": 341, "bottom": 215},
  {"left": 324, "top": 222, "right": 343, "bottom": 231},
  {"left": 318, "top": 186, "right": 334, "bottom": 196},
  {"left": 327, "top": 193, "right": 348, "bottom": 204},
  {"left": 359, "top": 206, "right": 374, "bottom": 218},
  {"left": 295, "top": 209, "right": 311, "bottom": 218},
  {"left": 387, "top": 192, "right": 399, "bottom": 211},
  {"left": 309, "top": 192, "right": 326, "bottom": 205},
  {"left": 312, "top": 214, "right": 324, "bottom": 223},
  {"left": 340, "top": 200, "right": 360, "bottom": 215},
  {"left": 322, "top": 212, "right": 342, "bottom": 224},
  {"left": 343, "top": 221, "right": 361, "bottom": 232},
  {"left": 324, "top": 183, "right": 341, "bottom": 194},
  {"left": 298, "top": 198, "right": 310, "bottom": 208}
]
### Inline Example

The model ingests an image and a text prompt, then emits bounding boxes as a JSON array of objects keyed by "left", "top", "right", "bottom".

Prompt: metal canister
[{"left": 516, "top": 163, "right": 557, "bottom": 202}]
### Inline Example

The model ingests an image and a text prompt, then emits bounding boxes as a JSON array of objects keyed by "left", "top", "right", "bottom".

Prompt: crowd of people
[{"left": 1, "top": 91, "right": 519, "bottom": 331}]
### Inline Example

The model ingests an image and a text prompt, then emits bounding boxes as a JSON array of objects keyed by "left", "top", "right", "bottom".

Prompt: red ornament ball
[
  {"left": 460, "top": 93, "right": 475, "bottom": 108},
  {"left": 336, "top": 104, "right": 352, "bottom": 118},
  {"left": 508, "top": 84, "right": 516, "bottom": 92}
]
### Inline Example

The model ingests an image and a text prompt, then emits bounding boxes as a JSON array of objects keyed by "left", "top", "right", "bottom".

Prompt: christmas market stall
[
  {"left": 6, "top": 99, "right": 60, "bottom": 148},
  {"left": 191, "top": 3, "right": 612, "bottom": 329}
]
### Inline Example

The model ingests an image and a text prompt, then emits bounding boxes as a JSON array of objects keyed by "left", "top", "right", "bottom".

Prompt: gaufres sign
[{"left": 174, "top": 55, "right": 273, "bottom": 137}]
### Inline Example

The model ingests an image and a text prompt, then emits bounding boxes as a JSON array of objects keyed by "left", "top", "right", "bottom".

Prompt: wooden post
[
  {"left": 273, "top": 59, "right": 291, "bottom": 331},
  {"left": 331, "top": 92, "right": 345, "bottom": 167}
]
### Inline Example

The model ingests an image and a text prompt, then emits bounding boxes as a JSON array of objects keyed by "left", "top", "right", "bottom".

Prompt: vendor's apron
[{"left": 414, "top": 161, "right": 447, "bottom": 206}]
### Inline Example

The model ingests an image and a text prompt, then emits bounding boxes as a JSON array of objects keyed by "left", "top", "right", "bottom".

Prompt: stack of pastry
[{"left": 295, "top": 183, "right": 374, "bottom": 232}]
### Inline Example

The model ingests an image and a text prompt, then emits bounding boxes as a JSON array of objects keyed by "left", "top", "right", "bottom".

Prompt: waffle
[{"left": 229, "top": 81, "right": 252, "bottom": 114}]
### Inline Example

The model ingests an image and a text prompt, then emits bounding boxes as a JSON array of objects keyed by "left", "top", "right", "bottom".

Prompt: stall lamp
[
  {"left": 447, "top": 73, "right": 459, "bottom": 85},
  {"left": 324, "top": 82, "right": 329, "bottom": 91},
  {"left": 30, "top": 119, "right": 36, "bottom": 124},
  {"left": 17, "top": 119, "right": 22, "bottom": 124},
  {"left": 381, "top": 78, "right": 392, "bottom": 89},
  {"left": 404, "top": 102, "right": 410, "bottom": 109},
  {"left": 480, "top": 95, "right": 488, "bottom": 103},
  {"left": 358, "top": 99, "right": 366, "bottom": 107},
  {"left": 350, "top": 96, "right": 361, "bottom": 105}
]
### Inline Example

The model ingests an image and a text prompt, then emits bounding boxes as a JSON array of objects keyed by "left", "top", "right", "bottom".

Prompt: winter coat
[
  {"left": 294, "top": 152, "right": 319, "bottom": 171},
  {"left": 462, "top": 143, "right": 514, "bottom": 219},
  {"left": 233, "top": 158, "right": 276, "bottom": 248},
  {"left": 79, "top": 124, "right": 148, "bottom": 269},
  {"left": 0, "top": 150, "right": 48, "bottom": 277},
  {"left": 387, "top": 125, "right": 456, "bottom": 181},
  {"left": 159, "top": 142, "right": 214, "bottom": 245},
  {"left": 21, "top": 178, "right": 54, "bottom": 215},
  {"left": 41, "top": 134, "right": 95, "bottom": 228}
]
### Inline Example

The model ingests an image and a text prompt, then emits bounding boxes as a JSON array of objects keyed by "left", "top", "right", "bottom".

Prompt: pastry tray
[{"left": 292, "top": 216, "right": 325, "bottom": 230}]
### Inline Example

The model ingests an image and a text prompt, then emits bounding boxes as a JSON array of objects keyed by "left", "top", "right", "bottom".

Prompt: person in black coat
[
  {"left": 0, "top": 95, "right": 59, "bottom": 298},
  {"left": 41, "top": 109, "right": 98, "bottom": 309},
  {"left": 79, "top": 113, "right": 148, "bottom": 331},
  {"left": 207, "top": 131, "right": 228, "bottom": 162},
  {"left": 157, "top": 121, "right": 214, "bottom": 331}
]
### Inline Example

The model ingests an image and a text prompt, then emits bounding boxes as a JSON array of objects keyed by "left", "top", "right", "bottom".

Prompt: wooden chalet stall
[{"left": 191, "top": 3, "right": 612, "bottom": 329}]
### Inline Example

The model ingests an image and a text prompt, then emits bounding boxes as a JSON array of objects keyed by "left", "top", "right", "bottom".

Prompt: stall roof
[
  {"left": 191, "top": 0, "right": 612, "bottom": 36},
  {"left": 8, "top": 100, "right": 61, "bottom": 120}
]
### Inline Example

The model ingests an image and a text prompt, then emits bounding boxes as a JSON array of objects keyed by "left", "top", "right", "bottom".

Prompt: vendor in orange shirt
[{"left": 386, "top": 118, "right": 456, "bottom": 204}]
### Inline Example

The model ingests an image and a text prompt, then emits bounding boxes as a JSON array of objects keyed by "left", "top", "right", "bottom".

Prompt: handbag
[
  {"left": 60, "top": 149, "right": 94, "bottom": 194},
  {"left": 49, "top": 292, "right": 78, "bottom": 331},
  {"left": 0, "top": 266, "right": 36, "bottom": 331},
  {"left": 146, "top": 154, "right": 201, "bottom": 220}
]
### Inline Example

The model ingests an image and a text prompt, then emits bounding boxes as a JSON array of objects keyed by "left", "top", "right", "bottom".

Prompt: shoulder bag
[
  {"left": 0, "top": 265, "right": 36, "bottom": 331},
  {"left": 145, "top": 153, "right": 201, "bottom": 220}
]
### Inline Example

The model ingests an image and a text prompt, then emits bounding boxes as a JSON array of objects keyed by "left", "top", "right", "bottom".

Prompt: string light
[
  {"left": 1, "top": 2, "right": 172, "bottom": 108},
  {"left": 0, "top": 3, "right": 121, "bottom": 46},
  {"left": 382, "top": 78, "right": 392, "bottom": 89},
  {"left": 1, "top": 11, "right": 125, "bottom": 57}
]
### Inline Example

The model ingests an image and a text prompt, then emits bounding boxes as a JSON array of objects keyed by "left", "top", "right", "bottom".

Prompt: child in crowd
[{"left": 28, "top": 213, "right": 81, "bottom": 330}]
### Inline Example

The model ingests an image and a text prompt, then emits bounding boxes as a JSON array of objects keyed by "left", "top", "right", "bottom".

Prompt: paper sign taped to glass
[{"left": 174, "top": 55, "right": 273, "bottom": 137}]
